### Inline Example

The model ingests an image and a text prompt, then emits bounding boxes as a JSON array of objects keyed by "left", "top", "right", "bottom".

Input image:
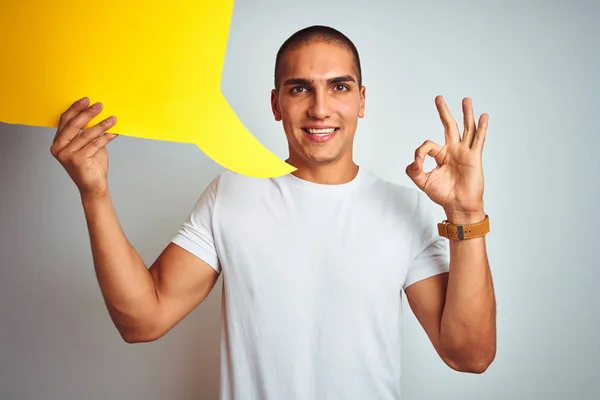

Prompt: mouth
[
  {"left": 303, "top": 127, "right": 339, "bottom": 136},
  {"left": 302, "top": 127, "right": 338, "bottom": 135},
  {"left": 301, "top": 127, "right": 339, "bottom": 143}
]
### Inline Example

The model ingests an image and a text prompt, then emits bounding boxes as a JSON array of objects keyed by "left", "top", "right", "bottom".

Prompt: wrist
[
  {"left": 443, "top": 209, "right": 486, "bottom": 225},
  {"left": 80, "top": 190, "right": 111, "bottom": 207}
]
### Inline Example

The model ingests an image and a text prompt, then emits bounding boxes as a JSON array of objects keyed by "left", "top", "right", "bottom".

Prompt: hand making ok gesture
[{"left": 406, "top": 95, "right": 488, "bottom": 223}]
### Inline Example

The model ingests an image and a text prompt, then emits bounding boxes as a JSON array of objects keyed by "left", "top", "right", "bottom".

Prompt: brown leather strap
[{"left": 437, "top": 215, "right": 490, "bottom": 240}]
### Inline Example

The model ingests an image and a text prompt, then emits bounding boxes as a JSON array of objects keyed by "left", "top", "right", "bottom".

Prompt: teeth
[{"left": 306, "top": 128, "right": 335, "bottom": 134}]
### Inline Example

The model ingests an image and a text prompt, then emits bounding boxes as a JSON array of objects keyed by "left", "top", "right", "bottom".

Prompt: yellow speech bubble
[{"left": 0, "top": 0, "right": 296, "bottom": 178}]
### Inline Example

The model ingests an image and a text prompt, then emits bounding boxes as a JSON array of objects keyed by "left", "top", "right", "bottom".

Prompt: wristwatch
[{"left": 438, "top": 215, "right": 490, "bottom": 240}]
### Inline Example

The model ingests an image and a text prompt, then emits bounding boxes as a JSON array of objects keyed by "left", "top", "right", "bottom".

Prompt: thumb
[{"left": 405, "top": 156, "right": 427, "bottom": 189}]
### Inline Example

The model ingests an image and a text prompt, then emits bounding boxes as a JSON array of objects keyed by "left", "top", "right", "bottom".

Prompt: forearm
[
  {"left": 81, "top": 191, "right": 159, "bottom": 341},
  {"left": 439, "top": 213, "right": 496, "bottom": 371}
]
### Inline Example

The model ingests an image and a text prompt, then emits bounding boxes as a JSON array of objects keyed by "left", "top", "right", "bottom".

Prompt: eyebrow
[{"left": 282, "top": 75, "right": 357, "bottom": 87}]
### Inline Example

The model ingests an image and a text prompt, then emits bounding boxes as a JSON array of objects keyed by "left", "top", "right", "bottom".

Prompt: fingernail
[
  {"left": 92, "top": 102, "right": 102, "bottom": 109},
  {"left": 79, "top": 97, "right": 89, "bottom": 104}
]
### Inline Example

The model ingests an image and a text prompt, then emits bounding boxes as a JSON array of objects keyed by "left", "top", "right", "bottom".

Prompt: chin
[
  {"left": 287, "top": 135, "right": 348, "bottom": 165},
  {"left": 303, "top": 151, "right": 343, "bottom": 165}
]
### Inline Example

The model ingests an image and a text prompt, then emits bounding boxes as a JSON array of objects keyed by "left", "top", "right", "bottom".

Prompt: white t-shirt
[{"left": 171, "top": 166, "right": 449, "bottom": 400}]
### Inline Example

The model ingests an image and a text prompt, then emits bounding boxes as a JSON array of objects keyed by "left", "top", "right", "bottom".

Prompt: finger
[
  {"left": 55, "top": 97, "right": 90, "bottom": 137},
  {"left": 405, "top": 157, "right": 430, "bottom": 191},
  {"left": 406, "top": 140, "right": 443, "bottom": 189},
  {"left": 63, "top": 115, "right": 117, "bottom": 154},
  {"left": 462, "top": 97, "right": 477, "bottom": 147},
  {"left": 79, "top": 132, "right": 119, "bottom": 159},
  {"left": 435, "top": 95, "right": 460, "bottom": 144},
  {"left": 414, "top": 139, "right": 443, "bottom": 165},
  {"left": 471, "top": 113, "right": 489, "bottom": 153},
  {"left": 53, "top": 102, "right": 104, "bottom": 152}
]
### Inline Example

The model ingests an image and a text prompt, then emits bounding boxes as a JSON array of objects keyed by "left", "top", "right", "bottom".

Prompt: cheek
[
  {"left": 278, "top": 104, "right": 302, "bottom": 134},
  {"left": 338, "top": 101, "right": 361, "bottom": 121},
  {"left": 281, "top": 104, "right": 303, "bottom": 123}
]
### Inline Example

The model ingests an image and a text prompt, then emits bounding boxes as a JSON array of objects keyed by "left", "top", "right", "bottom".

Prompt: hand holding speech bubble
[{"left": 0, "top": 0, "right": 296, "bottom": 178}]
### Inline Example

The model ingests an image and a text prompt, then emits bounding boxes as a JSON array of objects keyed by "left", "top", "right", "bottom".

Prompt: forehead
[{"left": 280, "top": 41, "right": 356, "bottom": 81}]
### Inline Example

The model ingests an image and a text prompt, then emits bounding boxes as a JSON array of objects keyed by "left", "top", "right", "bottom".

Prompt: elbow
[
  {"left": 441, "top": 341, "right": 496, "bottom": 374},
  {"left": 109, "top": 305, "right": 164, "bottom": 344},
  {"left": 470, "top": 354, "right": 496, "bottom": 374},
  {"left": 456, "top": 354, "right": 495, "bottom": 374},
  {"left": 116, "top": 320, "right": 164, "bottom": 344},
  {"left": 121, "top": 331, "right": 159, "bottom": 344}
]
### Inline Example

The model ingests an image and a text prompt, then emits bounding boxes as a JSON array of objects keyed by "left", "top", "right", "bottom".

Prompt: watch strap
[{"left": 437, "top": 215, "right": 490, "bottom": 240}]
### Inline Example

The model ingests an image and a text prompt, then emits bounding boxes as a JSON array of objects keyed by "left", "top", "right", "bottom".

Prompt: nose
[{"left": 307, "top": 87, "right": 331, "bottom": 119}]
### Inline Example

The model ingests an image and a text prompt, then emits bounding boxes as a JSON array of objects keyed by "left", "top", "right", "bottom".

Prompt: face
[{"left": 271, "top": 41, "right": 366, "bottom": 169}]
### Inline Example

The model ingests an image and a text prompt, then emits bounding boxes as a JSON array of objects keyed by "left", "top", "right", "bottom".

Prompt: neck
[{"left": 286, "top": 158, "right": 359, "bottom": 185}]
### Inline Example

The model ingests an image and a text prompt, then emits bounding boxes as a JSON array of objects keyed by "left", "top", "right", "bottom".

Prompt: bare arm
[
  {"left": 81, "top": 192, "right": 219, "bottom": 343},
  {"left": 52, "top": 97, "right": 218, "bottom": 344},
  {"left": 404, "top": 96, "right": 495, "bottom": 373},
  {"left": 405, "top": 213, "right": 496, "bottom": 373},
  {"left": 440, "top": 226, "right": 496, "bottom": 371}
]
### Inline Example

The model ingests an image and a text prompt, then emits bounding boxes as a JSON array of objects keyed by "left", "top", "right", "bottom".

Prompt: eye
[
  {"left": 333, "top": 84, "right": 350, "bottom": 92},
  {"left": 290, "top": 86, "right": 308, "bottom": 94}
]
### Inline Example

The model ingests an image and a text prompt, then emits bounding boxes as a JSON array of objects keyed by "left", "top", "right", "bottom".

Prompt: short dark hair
[{"left": 274, "top": 25, "right": 362, "bottom": 91}]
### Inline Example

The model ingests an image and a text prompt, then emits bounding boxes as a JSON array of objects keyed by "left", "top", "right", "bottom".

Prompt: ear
[
  {"left": 271, "top": 89, "right": 282, "bottom": 121},
  {"left": 358, "top": 85, "right": 366, "bottom": 118}
]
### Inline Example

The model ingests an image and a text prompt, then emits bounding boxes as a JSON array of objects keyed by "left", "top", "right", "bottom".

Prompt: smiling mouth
[{"left": 302, "top": 127, "right": 339, "bottom": 135}]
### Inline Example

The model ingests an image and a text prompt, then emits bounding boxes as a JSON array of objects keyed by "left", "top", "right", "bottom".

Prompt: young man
[{"left": 51, "top": 25, "right": 496, "bottom": 400}]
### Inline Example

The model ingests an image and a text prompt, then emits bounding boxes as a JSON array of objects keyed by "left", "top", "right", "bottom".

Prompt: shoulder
[
  {"left": 211, "top": 169, "right": 278, "bottom": 193},
  {"left": 358, "top": 169, "right": 441, "bottom": 228},
  {"left": 360, "top": 168, "right": 424, "bottom": 212},
  {"left": 203, "top": 170, "right": 287, "bottom": 208}
]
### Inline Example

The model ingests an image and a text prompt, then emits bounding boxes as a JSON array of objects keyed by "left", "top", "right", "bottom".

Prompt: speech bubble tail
[
  {"left": 194, "top": 141, "right": 297, "bottom": 178},
  {"left": 193, "top": 90, "right": 296, "bottom": 178}
]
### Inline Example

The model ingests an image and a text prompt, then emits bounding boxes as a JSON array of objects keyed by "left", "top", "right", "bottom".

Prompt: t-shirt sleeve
[
  {"left": 170, "top": 174, "right": 222, "bottom": 274},
  {"left": 403, "top": 191, "right": 449, "bottom": 290}
]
